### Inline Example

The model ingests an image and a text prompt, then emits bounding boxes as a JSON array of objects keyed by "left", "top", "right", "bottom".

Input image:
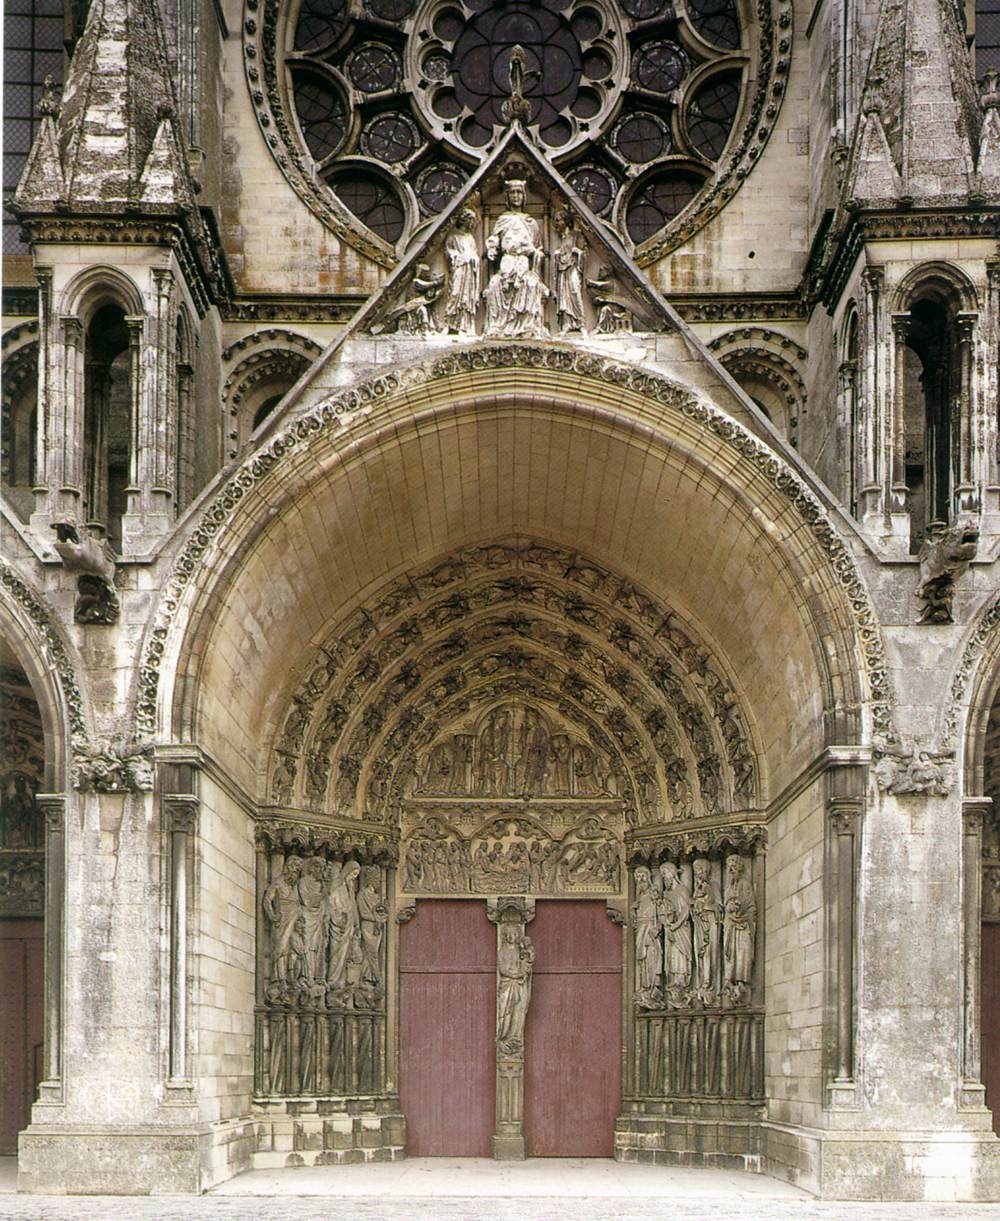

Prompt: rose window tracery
[{"left": 248, "top": 0, "right": 790, "bottom": 262}]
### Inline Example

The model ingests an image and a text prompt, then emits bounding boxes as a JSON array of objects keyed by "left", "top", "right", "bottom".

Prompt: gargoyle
[
  {"left": 52, "top": 522, "right": 119, "bottom": 625},
  {"left": 917, "top": 520, "right": 979, "bottom": 624}
]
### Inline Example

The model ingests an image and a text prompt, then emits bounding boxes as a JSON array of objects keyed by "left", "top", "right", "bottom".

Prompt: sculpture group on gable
[
  {"left": 379, "top": 173, "right": 640, "bottom": 339},
  {"left": 632, "top": 853, "right": 757, "bottom": 1011}
]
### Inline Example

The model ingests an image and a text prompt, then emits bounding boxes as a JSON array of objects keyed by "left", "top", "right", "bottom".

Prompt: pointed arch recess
[{"left": 137, "top": 344, "right": 892, "bottom": 806}]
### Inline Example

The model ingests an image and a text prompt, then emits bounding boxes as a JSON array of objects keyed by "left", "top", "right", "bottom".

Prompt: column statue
[
  {"left": 690, "top": 858, "right": 722, "bottom": 1005},
  {"left": 632, "top": 864, "right": 663, "bottom": 1008},
  {"left": 659, "top": 860, "right": 693, "bottom": 1005},
  {"left": 723, "top": 853, "right": 756, "bottom": 1005}
]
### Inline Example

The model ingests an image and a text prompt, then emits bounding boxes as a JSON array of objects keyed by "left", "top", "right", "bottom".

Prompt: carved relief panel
[
  {"left": 254, "top": 821, "right": 397, "bottom": 1099},
  {"left": 626, "top": 827, "right": 764, "bottom": 1103},
  {"left": 402, "top": 699, "right": 625, "bottom": 899}
]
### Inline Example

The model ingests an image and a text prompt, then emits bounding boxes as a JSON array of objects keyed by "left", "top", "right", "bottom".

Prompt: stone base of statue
[{"left": 492, "top": 1130, "right": 526, "bottom": 1160}]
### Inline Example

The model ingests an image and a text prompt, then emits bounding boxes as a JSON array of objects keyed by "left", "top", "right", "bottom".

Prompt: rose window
[{"left": 248, "top": 0, "right": 790, "bottom": 262}]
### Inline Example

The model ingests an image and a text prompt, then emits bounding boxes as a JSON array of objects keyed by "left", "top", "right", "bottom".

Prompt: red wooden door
[
  {"left": 399, "top": 900, "right": 496, "bottom": 1155},
  {"left": 0, "top": 919, "right": 44, "bottom": 1155},
  {"left": 983, "top": 923, "right": 1000, "bottom": 1135},
  {"left": 524, "top": 901, "right": 622, "bottom": 1157}
]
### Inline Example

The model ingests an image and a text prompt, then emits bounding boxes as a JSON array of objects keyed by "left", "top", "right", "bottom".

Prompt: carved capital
[
  {"left": 890, "top": 313, "right": 911, "bottom": 340},
  {"left": 36, "top": 794, "right": 66, "bottom": 835},
  {"left": 487, "top": 895, "right": 535, "bottom": 924},
  {"left": 962, "top": 798, "right": 993, "bottom": 836},
  {"left": 165, "top": 795, "right": 199, "bottom": 835},
  {"left": 254, "top": 816, "right": 399, "bottom": 864},
  {"left": 828, "top": 799, "right": 862, "bottom": 837},
  {"left": 627, "top": 823, "right": 766, "bottom": 865}
]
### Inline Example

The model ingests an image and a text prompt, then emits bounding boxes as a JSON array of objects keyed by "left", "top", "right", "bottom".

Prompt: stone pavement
[{"left": 1, "top": 1158, "right": 999, "bottom": 1220}]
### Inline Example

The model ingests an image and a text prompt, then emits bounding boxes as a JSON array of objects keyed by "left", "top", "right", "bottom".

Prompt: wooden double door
[{"left": 399, "top": 899, "right": 621, "bottom": 1157}]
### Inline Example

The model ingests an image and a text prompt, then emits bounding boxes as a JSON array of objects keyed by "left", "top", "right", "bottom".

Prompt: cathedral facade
[{"left": 2, "top": 0, "right": 1000, "bottom": 1200}]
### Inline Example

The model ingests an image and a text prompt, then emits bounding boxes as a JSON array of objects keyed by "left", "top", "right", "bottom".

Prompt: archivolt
[
  {"left": 139, "top": 344, "right": 892, "bottom": 760},
  {"left": 267, "top": 540, "right": 760, "bottom": 828}
]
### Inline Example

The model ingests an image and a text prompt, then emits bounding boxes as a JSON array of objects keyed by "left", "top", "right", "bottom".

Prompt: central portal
[{"left": 398, "top": 897, "right": 621, "bottom": 1157}]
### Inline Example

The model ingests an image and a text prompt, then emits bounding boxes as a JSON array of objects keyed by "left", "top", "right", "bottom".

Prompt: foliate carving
[
  {"left": 873, "top": 741, "right": 956, "bottom": 797},
  {"left": 255, "top": 819, "right": 398, "bottom": 865},
  {"left": 496, "top": 924, "right": 534, "bottom": 1057},
  {"left": 52, "top": 522, "right": 119, "bottom": 625},
  {"left": 139, "top": 346, "right": 891, "bottom": 749},
  {"left": 402, "top": 811, "right": 621, "bottom": 897},
  {"left": 946, "top": 593, "right": 1000, "bottom": 744},
  {"left": 629, "top": 838, "right": 759, "bottom": 1012},
  {"left": 72, "top": 736, "right": 153, "bottom": 793},
  {"left": 628, "top": 823, "right": 767, "bottom": 864},
  {"left": 917, "top": 520, "right": 979, "bottom": 624}
]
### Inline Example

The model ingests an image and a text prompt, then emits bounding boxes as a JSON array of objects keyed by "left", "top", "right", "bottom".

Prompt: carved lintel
[{"left": 487, "top": 895, "right": 535, "bottom": 924}]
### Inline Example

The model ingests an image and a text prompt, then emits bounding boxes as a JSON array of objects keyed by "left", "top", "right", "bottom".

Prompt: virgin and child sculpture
[{"left": 483, "top": 179, "right": 549, "bottom": 338}]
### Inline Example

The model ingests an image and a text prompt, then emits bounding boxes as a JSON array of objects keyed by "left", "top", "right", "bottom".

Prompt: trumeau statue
[
  {"left": 483, "top": 177, "right": 549, "bottom": 338},
  {"left": 443, "top": 207, "right": 480, "bottom": 335},
  {"left": 496, "top": 924, "right": 534, "bottom": 1056}
]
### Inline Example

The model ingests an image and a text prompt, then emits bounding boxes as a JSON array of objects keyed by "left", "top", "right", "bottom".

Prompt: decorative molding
[
  {"left": 945, "top": 593, "right": 1000, "bottom": 744},
  {"left": 222, "top": 296, "right": 360, "bottom": 324},
  {"left": 670, "top": 293, "right": 808, "bottom": 323},
  {"left": 136, "top": 345, "right": 893, "bottom": 748},
  {"left": 627, "top": 823, "right": 767, "bottom": 863},
  {"left": 221, "top": 329, "right": 323, "bottom": 365},
  {"left": 254, "top": 817, "right": 398, "bottom": 865},
  {"left": 2, "top": 287, "right": 40, "bottom": 317},
  {"left": 0, "top": 559, "right": 86, "bottom": 737}
]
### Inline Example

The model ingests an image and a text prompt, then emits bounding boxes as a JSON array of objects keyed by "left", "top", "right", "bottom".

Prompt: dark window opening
[
  {"left": 84, "top": 304, "right": 131, "bottom": 552},
  {"left": 904, "top": 297, "right": 956, "bottom": 553}
]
